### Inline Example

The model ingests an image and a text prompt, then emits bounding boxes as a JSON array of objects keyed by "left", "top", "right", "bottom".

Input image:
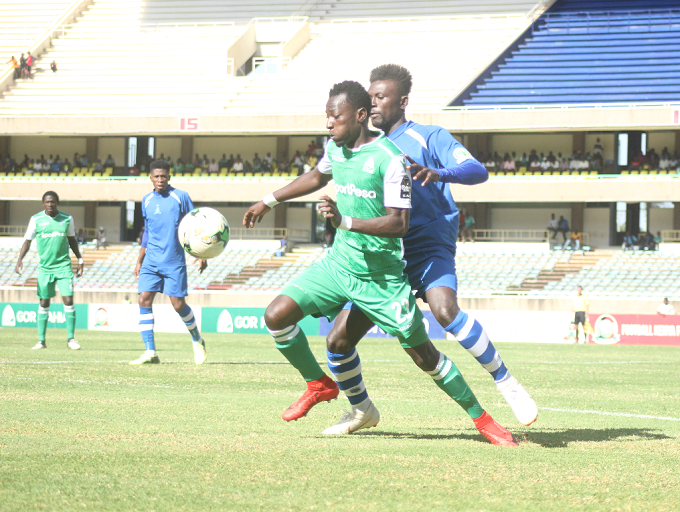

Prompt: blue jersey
[
  {"left": 387, "top": 120, "right": 487, "bottom": 254},
  {"left": 141, "top": 186, "right": 194, "bottom": 269}
]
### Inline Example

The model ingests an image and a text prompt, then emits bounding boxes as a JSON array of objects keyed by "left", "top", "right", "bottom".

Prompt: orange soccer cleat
[
  {"left": 282, "top": 375, "right": 339, "bottom": 421},
  {"left": 473, "top": 411, "right": 519, "bottom": 447}
]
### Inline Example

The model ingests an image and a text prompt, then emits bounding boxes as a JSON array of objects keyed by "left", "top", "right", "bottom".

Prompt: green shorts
[
  {"left": 281, "top": 258, "right": 428, "bottom": 349},
  {"left": 37, "top": 268, "right": 74, "bottom": 300}
]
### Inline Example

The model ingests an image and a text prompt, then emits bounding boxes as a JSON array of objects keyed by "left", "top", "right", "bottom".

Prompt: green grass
[{"left": 1, "top": 328, "right": 679, "bottom": 511}]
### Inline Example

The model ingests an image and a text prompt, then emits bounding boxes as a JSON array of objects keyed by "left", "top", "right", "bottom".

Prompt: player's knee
[
  {"left": 264, "top": 303, "right": 292, "bottom": 332},
  {"left": 431, "top": 301, "right": 460, "bottom": 328},
  {"left": 326, "top": 331, "right": 354, "bottom": 354}
]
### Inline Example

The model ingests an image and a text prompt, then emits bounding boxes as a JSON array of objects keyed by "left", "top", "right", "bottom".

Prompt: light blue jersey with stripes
[{"left": 141, "top": 185, "right": 194, "bottom": 269}]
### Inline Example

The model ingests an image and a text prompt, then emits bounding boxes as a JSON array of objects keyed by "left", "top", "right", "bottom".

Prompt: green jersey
[
  {"left": 24, "top": 211, "right": 76, "bottom": 273},
  {"left": 318, "top": 133, "right": 412, "bottom": 279}
]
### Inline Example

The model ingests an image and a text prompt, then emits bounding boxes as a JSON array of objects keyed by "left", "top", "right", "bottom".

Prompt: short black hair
[
  {"left": 150, "top": 159, "right": 171, "bottom": 172},
  {"left": 369, "top": 64, "right": 413, "bottom": 96},
  {"left": 42, "top": 190, "right": 59, "bottom": 203},
  {"left": 328, "top": 80, "right": 371, "bottom": 114}
]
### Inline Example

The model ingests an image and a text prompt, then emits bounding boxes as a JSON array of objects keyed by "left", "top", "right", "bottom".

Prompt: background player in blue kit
[
  {"left": 131, "top": 160, "right": 208, "bottom": 365},
  {"left": 324, "top": 64, "right": 538, "bottom": 430}
]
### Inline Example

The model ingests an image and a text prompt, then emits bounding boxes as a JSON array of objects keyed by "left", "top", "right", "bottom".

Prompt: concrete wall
[
  {"left": 10, "top": 136, "right": 87, "bottom": 161},
  {"left": 491, "top": 133, "right": 573, "bottom": 158},
  {"left": 584, "top": 207, "right": 610, "bottom": 247},
  {"left": 649, "top": 206, "right": 674, "bottom": 233},
  {"left": 193, "top": 136, "right": 278, "bottom": 161},
  {"left": 97, "top": 137, "right": 126, "bottom": 166},
  {"left": 289, "top": 136, "right": 315, "bottom": 159},
  {"left": 9, "top": 200, "right": 86, "bottom": 232},
  {"left": 648, "top": 131, "right": 676, "bottom": 154},
  {"left": 490, "top": 205, "right": 572, "bottom": 230},
  {"left": 155, "top": 137, "right": 182, "bottom": 161},
  {"left": 96, "top": 205, "right": 121, "bottom": 243}
]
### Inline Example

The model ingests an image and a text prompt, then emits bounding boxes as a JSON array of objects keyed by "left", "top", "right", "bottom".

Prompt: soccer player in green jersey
[
  {"left": 243, "top": 81, "right": 518, "bottom": 446},
  {"left": 15, "top": 191, "right": 84, "bottom": 350}
]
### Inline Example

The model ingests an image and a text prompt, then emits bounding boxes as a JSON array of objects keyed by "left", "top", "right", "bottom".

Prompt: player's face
[
  {"left": 326, "top": 94, "right": 363, "bottom": 147},
  {"left": 368, "top": 80, "right": 406, "bottom": 132},
  {"left": 42, "top": 195, "right": 59, "bottom": 216},
  {"left": 150, "top": 168, "right": 170, "bottom": 193}
]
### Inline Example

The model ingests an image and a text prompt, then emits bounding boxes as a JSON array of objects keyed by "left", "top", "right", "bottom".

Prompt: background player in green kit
[
  {"left": 15, "top": 191, "right": 84, "bottom": 350},
  {"left": 243, "top": 81, "right": 518, "bottom": 447}
]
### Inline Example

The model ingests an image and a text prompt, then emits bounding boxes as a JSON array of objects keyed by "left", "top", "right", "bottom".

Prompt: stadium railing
[
  {"left": 471, "top": 229, "right": 589, "bottom": 245},
  {"left": 661, "top": 230, "right": 680, "bottom": 243},
  {"left": 0, "top": 225, "right": 98, "bottom": 239},
  {"left": 230, "top": 227, "right": 309, "bottom": 242}
]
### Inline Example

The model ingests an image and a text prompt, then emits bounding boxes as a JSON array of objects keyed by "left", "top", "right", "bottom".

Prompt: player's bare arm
[
  {"left": 14, "top": 239, "right": 32, "bottom": 274},
  {"left": 243, "top": 168, "right": 332, "bottom": 228},
  {"left": 67, "top": 236, "right": 84, "bottom": 278},
  {"left": 134, "top": 246, "right": 146, "bottom": 281},
  {"left": 319, "top": 195, "right": 409, "bottom": 238}
]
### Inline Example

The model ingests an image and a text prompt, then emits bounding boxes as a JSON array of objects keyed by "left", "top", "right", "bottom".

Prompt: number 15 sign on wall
[{"left": 179, "top": 117, "right": 200, "bottom": 131}]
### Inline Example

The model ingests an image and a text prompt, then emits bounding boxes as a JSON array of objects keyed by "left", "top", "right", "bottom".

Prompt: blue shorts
[
  {"left": 343, "top": 246, "right": 457, "bottom": 312},
  {"left": 138, "top": 264, "right": 188, "bottom": 297}
]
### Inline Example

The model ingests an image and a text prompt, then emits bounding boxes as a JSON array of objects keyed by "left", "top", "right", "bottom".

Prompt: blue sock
[
  {"left": 139, "top": 306, "right": 155, "bottom": 352},
  {"left": 178, "top": 304, "right": 201, "bottom": 342},
  {"left": 446, "top": 310, "right": 510, "bottom": 384},
  {"left": 327, "top": 348, "right": 371, "bottom": 412}
]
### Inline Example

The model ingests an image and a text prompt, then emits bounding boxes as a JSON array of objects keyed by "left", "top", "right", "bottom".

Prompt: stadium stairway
[{"left": 454, "top": 0, "right": 680, "bottom": 105}]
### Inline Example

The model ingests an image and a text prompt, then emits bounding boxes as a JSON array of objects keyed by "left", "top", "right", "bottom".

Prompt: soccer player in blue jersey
[
  {"left": 131, "top": 160, "right": 208, "bottom": 365},
  {"left": 322, "top": 64, "right": 538, "bottom": 433}
]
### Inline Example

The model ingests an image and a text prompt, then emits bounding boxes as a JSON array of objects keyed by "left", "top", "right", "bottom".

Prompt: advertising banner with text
[
  {"left": 589, "top": 313, "right": 680, "bottom": 346},
  {"left": 201, "top": 307, "right": 320, "bottom": 335},
  {"left": 88, "top": 304, "right": 202, "bottom": 333},
  {"left": 1, "top": 302, "right": 88, "bottom": 330}
]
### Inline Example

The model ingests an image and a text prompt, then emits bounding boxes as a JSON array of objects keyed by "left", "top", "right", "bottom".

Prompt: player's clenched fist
[{"left": 318, "top": 195, "right": 343, "bottom": 228}]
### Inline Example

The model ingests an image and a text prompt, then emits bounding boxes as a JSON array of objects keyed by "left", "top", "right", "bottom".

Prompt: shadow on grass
[{"left": 337, "top": 428, "right": 672, "bottom": 448}]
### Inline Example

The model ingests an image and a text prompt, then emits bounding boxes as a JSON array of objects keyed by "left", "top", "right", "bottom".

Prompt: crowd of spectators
[
  {"left": 0, "top": 152, "right": 116, "bottom": 174},
  {"left": 6, "top": 52, "right": 35, "bottom": 79},
  {"left": 622, "top": 231, "right": 662, "bottom": 252}
]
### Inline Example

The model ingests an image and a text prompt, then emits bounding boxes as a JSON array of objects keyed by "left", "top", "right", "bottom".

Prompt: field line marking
[
  {"left": 540, "top": 407, "right": 680, "bottom": 422},
  {"left": 1, "top": 375, "right": 187, "bottom": 389}
]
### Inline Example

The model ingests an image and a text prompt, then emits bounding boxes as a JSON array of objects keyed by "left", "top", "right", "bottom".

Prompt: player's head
[
  {"left": 326, "top": 80, "right": 371, "bottom": 147},
  {"left": 577, "top": 285, "right": 582, "bottom": 294},
  {"left": 368, "top": 64, "right": 412, "bottom": 132},
  {"left": 149, "top": 159, "right": 171, "bottom": 193},
  {"left": 42, "top": 191, "right": 59, "bottom": 215},
  {"left": 664, "top": 297, "right": 669, "bottom": 304}
]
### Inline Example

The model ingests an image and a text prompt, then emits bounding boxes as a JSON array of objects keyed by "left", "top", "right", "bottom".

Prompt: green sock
[
  {"left": 270, "top": 325, "right": 325, "bottom": 382},
  {"left": 38, "top": 305, "right": 49, "bottom": 342},
  {"left": 426, "top": 352, "right": 484, "bottom": 419},
  {"left": 64, "top": 305, "right": 76, "bottom": 339}
]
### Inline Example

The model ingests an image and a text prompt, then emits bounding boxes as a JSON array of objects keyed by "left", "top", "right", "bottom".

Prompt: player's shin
[
  {"left": 446, "top": 310, "right": 510, "bottom": 385},
  {"left": 139, "top": 306, "right": 155, "bottom": 353},
  {"left": 426, "top": 352, "right": 484, "bottom": 419},
  {"left": 64, "top": 304, "right": 76, "bottom": 340},
  {"left": 269, "top": 325, "right": 325, "bottom": 381},
  {"left": 38, "top": 305, "right": 49, "bottom": 341},
  {"left": 327, "top": 348, "right": 372, "bottom": 412},
  {"left": 178, "top": 304, "right": 201, "bottom": 342}
]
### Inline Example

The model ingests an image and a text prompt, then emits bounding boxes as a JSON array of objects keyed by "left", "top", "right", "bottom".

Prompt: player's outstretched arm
[
  {"left": 67, "top": 236, "right": 84, "bottom": 277},
  {"left": 243, "top": 168, "right": 331, "bottom": 228},
  {"left": 14, "top": 239, "right": 32, "bottom": 274},
  {"left": 319, "top": 195, "right": 409, "bottom": 238}
]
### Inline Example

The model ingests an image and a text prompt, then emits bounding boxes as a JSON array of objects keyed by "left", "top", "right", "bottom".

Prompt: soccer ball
[{"left": 178, "top": 207, "right": 230, "bottom": 259}]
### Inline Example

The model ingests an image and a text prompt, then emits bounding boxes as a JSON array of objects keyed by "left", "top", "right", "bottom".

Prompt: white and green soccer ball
[{"left": 178, "top": 207, "right": 230, "bottom": 259}]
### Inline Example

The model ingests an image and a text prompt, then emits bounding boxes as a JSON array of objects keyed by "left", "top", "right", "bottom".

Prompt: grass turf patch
[{"left": 1, "top": 328, "right": 679, "bottom": 511}]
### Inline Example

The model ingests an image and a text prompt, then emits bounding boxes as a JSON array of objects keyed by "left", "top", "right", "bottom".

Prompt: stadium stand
[{"left": 455, "top": 0, "right": 680, "bottom": 105}]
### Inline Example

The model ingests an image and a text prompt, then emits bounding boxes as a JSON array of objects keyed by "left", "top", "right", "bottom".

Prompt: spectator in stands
[
  {"left": 128, "top": 165, "right": 139, "bottom": 176},
  {"left": 307, "top": 140, "right": 318, "bottom": 156},
  {"left": 193, "top": 154, "right": 201, "bottom": 170},
  {"left": 293, "top": 150, "right": 304, "bottom": 170},
  {"left": 659, "top": 151, "right": 670, "bottom": 171},
  {"left": 593, "top": 137, "right": 603, "bottom": 157},
  {"left": 63, "top": 158, "right": 71, "bottom": 173},
  {"left": 519, "top": 152, "right": 528, "bottom": 169},
  {"left": 208, "top": 159, "right": 219, "bottom": 174},
  {"left": 502, "top": 154, "right": 515, "bottom": 173},
  {"left": 540, "top": 156, "right": 551, "bottom": 173},
  {"left": 122, "top": 295, "right": 132, "bottom": 305},
  {"left": 26, "top": 51, "right": 34, "bottom": 79},
  {"left": 572, "top": 286, "right": 589, "bottom": 344},
  {"left": 7, "top": 56, "right": 20, "bottom": 79},
  {"left": 647, "top": 148, "right": 659, "bottom": 169},
  {"left": 219, "top": 154, "right": 228, "bottom": 168},
  {"left": 563, "top": 231, "right": 582, "bottom": 252},
  {"left": 19, "top": 53, "right": 27, "bottom": 79},
  {"left": 483, "top": 154, "right": 495, "bottom": 172},
  {"left": 81, "top": 154, "right": 89, "bottom": 168},
  {"left": 458, "top": 210, "right": 466, "bottom": 241},
  {"left": 528, "top": 149, "right": 538, "bottom": 164},
  {"left": 547, "top": 213, "right": 558, "bottom": 239},
  {"left": 74, "top": 153, "right": 82, "bottom": 168},
  {"left": 279, "top": 235, "right": 288, "bottom": 255},
  {"left": 104, "top": 154, "right": 115, "bottom": 167},
  {"left": 529, "top": 157, "right": 540, "bottom": 173},
  {"left": 226, "top": 154, "right": 235, "bottom": 169},
  {"left": 174, "top": 158, "right": 184, "bottom": 174},
  {"left": 622, "top": 231, "right": 637, "bottom": 251},
  {"left": 262, "top": 157, "right": 272, "bottom": 174},
  {"left": 25, "top": 159, "right": 34, "bottom": 175},
  {"left": 232, "top": 155, "right": 244, "bottom": 174},
  {"left": 640, "top": 231, "right": 656, "bottom": 251},
  {"left": 463, "top": 210, "right": 475, "bottom": 242},
  {"left": 50, "top": 156, "right": 62, "bottom": 172},
  {"left": 559, "top": 157, "right": 569, "bottom": 171},
  {"left": 304, "top": 153, "right": 318, "bottom": 174},
  {"left": 33, "top": 159, "right": 42, "bottom": 172},
  {"left": 96, "top": 226, "right": 106, "bottom": 250},
  {"left": 670, "top": 152, "right": 679, "bottom": 171},
  {"left": 50, "top": 60, "right": 57, "bottom": 73},
  {"left": 657, "top": 298, "right": 676, "bottom": 316},
  {"left": 94, "top": 160, "right": 103, "bottom": 173},
  {"left": 654, "top": 231, "right": 663, "bottom": 246},
  {"left": 202, "top": 154, "right": 209, "bottom": 171},
  {"left": 557, "top": 216, "right": 569, "bottom": 242},
  {"left": 77, "top": 228, "right": 85, "bottom": 245},
  {"left": 264, "top": 152, "right": 273, "bottom": 165},
  {"left": 253, "top": 153, "right": 262, "bottom": 172}
]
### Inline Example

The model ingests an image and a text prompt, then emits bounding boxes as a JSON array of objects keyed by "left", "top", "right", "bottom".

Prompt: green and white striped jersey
[
  {"left": 24, "top": 211, "right": 76, "bottom": 273},
  {"left": 318, "top": 133, "right": 412, "bottom": 279}
]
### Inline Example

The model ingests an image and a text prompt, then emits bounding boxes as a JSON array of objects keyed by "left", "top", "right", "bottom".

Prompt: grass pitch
[{"left": 1, "top": 328, "right": 679, "bottom": 511}]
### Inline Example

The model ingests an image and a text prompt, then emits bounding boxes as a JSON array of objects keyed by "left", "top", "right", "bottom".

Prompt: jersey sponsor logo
[
  {"left": 154, "top": 204, "right": 161, "bottom": 215},
  {"left": 335, "top": 182, "right": 377, "bottom": 199},
  {"left": 38, "top": 232, "right": 66, "bottom": 239},
  {"left": 400, "top": 175, "right": 411, "bottom": 199},
  {"left": 361, "top": 158, "right": 375, "bottom": 174},
  {"left": 330, "top": 154, "right": 346, "bottom": 163},
  {"left": 453, "top": 147, "right": 473, "bottom": 164}
]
